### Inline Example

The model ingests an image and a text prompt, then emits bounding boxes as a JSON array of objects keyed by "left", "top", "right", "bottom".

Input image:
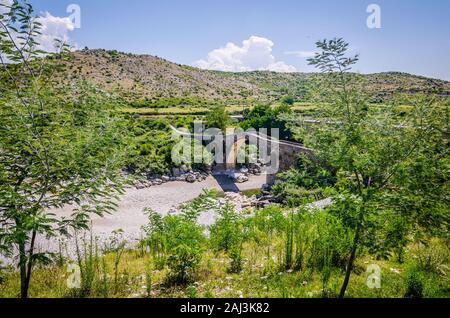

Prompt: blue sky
[{"left": 29, "top": 0, "right": 450, "bottom": 80}]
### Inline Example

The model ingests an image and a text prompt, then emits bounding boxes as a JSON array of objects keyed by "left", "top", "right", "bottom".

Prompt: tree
[
  {"left": 241, "top": 104, "right": 292, "bottom": 140},
  {"left": 304, "top": 38, "right": 449, "bottom": 297},
  {"left": 281, "top": 95, "right": 295, "bottom": 106},
  {"left": 205, "top": 105, "right": 230, "bottom": 132},
  {"left": 0, "top": 0, "right": 126, "bottom": 298}
]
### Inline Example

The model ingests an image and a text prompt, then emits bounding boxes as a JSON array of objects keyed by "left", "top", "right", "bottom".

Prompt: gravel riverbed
[{"left": 1, "top": 174, "right": 269, "bottom": 265}]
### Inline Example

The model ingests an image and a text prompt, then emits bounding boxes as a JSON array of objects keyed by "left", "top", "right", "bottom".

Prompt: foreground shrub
[
  {"left": 142, "top": 208, "right": 205, "bottom": 285},
  {"left": 165, "top": 216, "right": 205, "bottom": 285},
  {"left": 209, "top": 203, "right": 247, "bottom": 273},
  {"left": 209, "top": 203, "right": 243, "bottom": 253},
  {"left": 411, "top": 240, "right": 450, "bottom": 274},
  {"left": 404, "top": 267, "right": 425, "bottom": 298}
]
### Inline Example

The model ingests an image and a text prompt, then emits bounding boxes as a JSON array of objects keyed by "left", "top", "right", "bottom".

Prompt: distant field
[
  {"left": 121, "top": 102, "right": 320, "bottom": 116},
  {"left": 120, "top": 101, "right": 427, "bottom": 117},
  {"left": 121, "top": 105, "right": 246, "bottom": 116}
]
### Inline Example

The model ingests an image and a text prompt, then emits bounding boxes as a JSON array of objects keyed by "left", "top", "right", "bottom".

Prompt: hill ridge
[{"left": 62, "top": 48, "right": 450, "bottom": 103}]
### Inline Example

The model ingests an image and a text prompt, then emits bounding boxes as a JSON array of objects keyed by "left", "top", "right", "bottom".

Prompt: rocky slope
[{"left": 62, "top": 49, "right": 450, "bottom": 104}]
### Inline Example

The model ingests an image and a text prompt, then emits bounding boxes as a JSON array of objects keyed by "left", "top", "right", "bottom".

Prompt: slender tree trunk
[
  {"left": 339, "top": 230, "right": 359, "bottom": 298},
  {"left": 18, "top": 230, "right": 37, "bottom": 298},
  {"left": 23, "top": 230, "right": 37, "bottom": 297},
  {"left": 339, "top": 172, "right": 367, "bottom": 298},
  {"left": 19, "top": 242, "right": 28, "bottom": 298}
]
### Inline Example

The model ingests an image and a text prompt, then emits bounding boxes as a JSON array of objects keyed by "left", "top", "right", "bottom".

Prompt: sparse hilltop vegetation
[{"left": 62, "top": 49, "right": 450, "bottom": 105}]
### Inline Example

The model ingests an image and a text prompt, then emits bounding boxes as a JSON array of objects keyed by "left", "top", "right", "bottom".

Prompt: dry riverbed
[{"left": 20, "top": 174, "right": 269, "bottom": 261}]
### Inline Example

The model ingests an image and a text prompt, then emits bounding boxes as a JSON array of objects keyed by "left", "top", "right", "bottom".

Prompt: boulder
[
  {"left": 172, "top": 168, "right": 181, "bottom": 177},
  {"left": 152, "top": 179, "right": 163, "bottom": 186},
  {"left": 161, "top": 175, "right": 170, "bottom": 182},
  {"left": 235, "top": 174, "right": 249, "bottom": 183},
  {"left": 186, "top": 174, "right": 197, "bottom": 183},
  {"left": 204, "top": 165, "right": 213, "bottom": 174},
  {"left": 180, "top": 165, "right": 189, "bottom": 173},
  {"left": 240, "top": 167, "right": 249, "bottom": 175}
]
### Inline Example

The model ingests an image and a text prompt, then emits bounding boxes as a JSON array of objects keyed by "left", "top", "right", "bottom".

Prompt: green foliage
[
  {"left": 404, "top": 267, "right": 425, "bottom": 298},
  {"left": 164, "top": 216, "right": 205, "bottom": 285},
  {"left": 124, "top": 118, "right": 174, "bottom": 174},
  {"left": 131, "top": 96, "right": 221, "bottom": 109},
  {"left": 281, "top": 210, "right": 353, "bottom": 274},
  {"left": 0, "top": 0, "right": 127, "bottom": 298},
  {"left": 205, "top": 105, "right": 231, "bottom": 132},
  {"left": 241, "top": 104, "right": 292, "bottom": 139},
  {"left": 303, "top": 37, "right": 449, "bottom": 297},
  {"left": 228, "top": 245, "right": 243, "bottom": 274},
  {"left": 249, "top": 206, "right": 286, "bottom": 242},
  {"left": 237, "top": 144, "right": 259, "bottom": 166},
  {"left": 74, "top": 231, "right": 100, "bottom": 298},
  {"left": 141, "top": 209, "right": 166, "bottom": 268},
  {"left": 272, "top": 155, "right": 336, "bottom": 206},
  {"left": 171, "top": 135, "right": 214, "bottom": 171},
  {"left": 209, "top": 203, "right": 243, "bottom": 253},
  {"left": 103, "top": 230, "right": 127, "bottom": 294},
  {"left": 281, "top": 95, "right": 295, "bottom": 106},
  {"left": 209, "top": 203, "right": 247, "bottom": 273},
  {"left": 0, "top": 262, "right": 5, "bottom": 285},
  {"left": 0, "top": 190, "right": 448, "bottom": 298},
  {"left": 142, "top": 207, "right": 205, "bottom": 285},
  {"left": 411, "top": 240, "right": 450, "bottom": 274}
]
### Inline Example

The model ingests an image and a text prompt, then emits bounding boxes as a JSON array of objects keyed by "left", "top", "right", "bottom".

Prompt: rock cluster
[
  {"left": 223, "top": 192, "right": 276, "bottom": 210},
  {"left": 132, "top": 161, "right": 266, "bottom": 189},
  {"left": 132, "top": 165, "right": 211, "bottom": 189},
  {"left": 223, "top": 161, "right": 264, "bottom": 184},
  {"left": 224, "top": 171, "right": 249, "bottom": 183}
]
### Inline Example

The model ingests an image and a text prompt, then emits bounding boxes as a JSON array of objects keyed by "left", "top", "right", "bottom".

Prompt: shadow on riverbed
[{"left": 212, "top": 174, "right": 240, "bottom": 193}]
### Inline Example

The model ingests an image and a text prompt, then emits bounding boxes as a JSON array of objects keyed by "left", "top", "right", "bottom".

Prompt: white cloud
[
  {"left": 285, "top": 51, "right": 317, "bottom": 58},
  {"left": 194, "top": 36, "right": 297, "bottom": 73},
  {"left": 1, "top": 3, "right": 76, "bottom": 55},
  {"left": 35, "top": 12, "right": 76, "bottom": 52}
]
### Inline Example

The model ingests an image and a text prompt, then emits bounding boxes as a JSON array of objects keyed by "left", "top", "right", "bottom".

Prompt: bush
[
  {"left": 281, "top": 95, "right": 295, "bottom": 106},
  {"left": 272, "top": 155, "right": 336, "bottom": 206},
  {"left": 241, "top": 104, "right": 292, "bottom": 140},
  {"left": 249, "top": 206, "right": 286, "bottom": 244},
  {"left": 124, "top": 117, "right": 174, "bottom": 175},
  {"left": 278, "top": 210, "right": 353, "bottom": 274},
  {"left": 412, "top": 240, "right": 450, "bottom": 274},
  {"left": 141, "top": 209, "right": 166, "bottom": 268},
  {"left": 209, "top": 203, "right": 243, "bottom": 253},
  {"left": 73, "top": 231, "right": 100, "bottom": 298},
  {"left": 205, "top": 105, "right": 230, "bottom": 132},
  {"left": 209, "top": 203, "right": 247, "bottom": 273},
  {"left": 404, "top": 268, "right": 425, "bottom": 298},
  {"left": 165, "top": 216, "right": 205, "bottom": 285},
  {"left": 142, "top": 208, "right": 205, "bottom": 285},
  {"left": 228, "top": 246, "right": 243, "bottom": 273}
]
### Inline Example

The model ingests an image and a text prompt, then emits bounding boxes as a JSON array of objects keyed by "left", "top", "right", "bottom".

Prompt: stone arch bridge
[{"left": 170, "top": 125, "right": 312, "bottom": 184}]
